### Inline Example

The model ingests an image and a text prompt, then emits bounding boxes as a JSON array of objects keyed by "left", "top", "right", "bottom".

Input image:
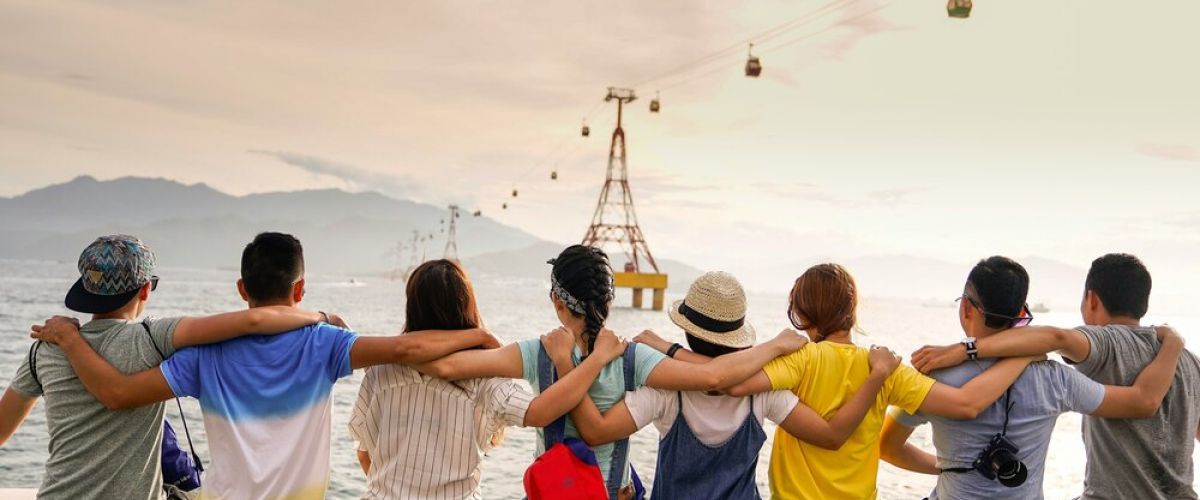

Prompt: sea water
[{"left": 1, "top": 260, "right": 1196, "bottom": 499}]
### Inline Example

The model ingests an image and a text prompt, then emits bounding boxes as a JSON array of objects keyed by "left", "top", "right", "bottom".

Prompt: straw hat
[{"left": 668, "top": 271, "right": 756, "bottom": 348}]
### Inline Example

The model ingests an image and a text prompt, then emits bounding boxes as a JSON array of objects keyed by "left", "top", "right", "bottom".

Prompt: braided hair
[{"left": 549, "top": 245, "right": 614, "bottom": 357}]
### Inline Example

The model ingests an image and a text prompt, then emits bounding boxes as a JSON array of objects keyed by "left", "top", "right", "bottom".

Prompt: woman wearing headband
[{"left": 415, "top": 246, "right": 808, "bottom": 498}]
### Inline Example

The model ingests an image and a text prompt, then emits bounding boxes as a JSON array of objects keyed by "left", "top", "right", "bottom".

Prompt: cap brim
[
  {"left": 64, "top": 277, "right": 139, "bottom": 314},
  {"left": 997, "top": 463, "right": 1029, "bottom": 488},
  {"left": 668, "top": 299, "right": 756, "bottom": 348}
]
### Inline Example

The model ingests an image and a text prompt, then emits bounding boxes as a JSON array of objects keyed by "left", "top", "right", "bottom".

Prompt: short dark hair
[
  {"left": 240, "top": 232, "right": 304, "bottom": 302},
  {"left": 684, "top": 332, "right": 745, "bottom": 358},
  {"left": 1085, "top": 253, "right": 1151, "bottom": 319},
  {"left": 966, "top": 256, "right": 1030, "bottom": 329},
  {"left": 404, "top": 259, "right": 482, "bottom": 332}
]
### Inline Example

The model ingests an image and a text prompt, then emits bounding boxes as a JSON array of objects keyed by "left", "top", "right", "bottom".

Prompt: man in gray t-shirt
[
  {"left": 0, "top": 235, "right": 325, "bottom": 499},
  {"left": 912, "top": 253, "right": 1199, "bottom": 500}
]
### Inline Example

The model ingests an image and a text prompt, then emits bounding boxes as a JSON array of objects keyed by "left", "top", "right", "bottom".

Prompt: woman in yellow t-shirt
[{"left": 727, "top": 264, "right": 1040, "bottom": 500}]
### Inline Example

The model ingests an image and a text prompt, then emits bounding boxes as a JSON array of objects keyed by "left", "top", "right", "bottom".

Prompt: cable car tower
[
  {"left": 443, "top": 205, "right": 461, "bottom": 261},
  {"left": 581, "top": 87, "right": 669, "bottom": 310}
]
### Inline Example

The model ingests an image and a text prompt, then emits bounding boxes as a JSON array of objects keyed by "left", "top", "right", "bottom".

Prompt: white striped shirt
[{"left": 349, "top": 365, "right": 534, "bottom": 500}]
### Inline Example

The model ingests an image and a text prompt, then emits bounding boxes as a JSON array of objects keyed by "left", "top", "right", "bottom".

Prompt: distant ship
[{"left": 1031, "top": 303, "right": 1050, "bottom": 314}]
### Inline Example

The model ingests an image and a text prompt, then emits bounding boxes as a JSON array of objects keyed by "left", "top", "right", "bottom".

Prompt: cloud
[
  {"left": 747, "top": 182, "right": 923, "bottom": 207},
  {"left": 1136, "top": 143, "right": 1198, "bottom": 162},
  {"left": 822, "top": 0, "right": 907, "bottom": 60},
  {"left": 247, "top": 150, "right": 421, "bottom": 198}
]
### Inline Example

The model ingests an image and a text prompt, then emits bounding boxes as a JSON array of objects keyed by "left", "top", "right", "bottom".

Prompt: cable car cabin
[
  {"left": 650, "top": 98, "right": 660, "bottom": 113},
  {"left": 581, "top": 124, "right": 590, "bottom": 137},
  {"left": 947, "top": 0, "right": 972, "bottom": 18},
  {"left": 502, "top": 203, "right": 508, "bottom": 210},
  {"left": 512, "top": 189, "right": 518, "bottom": 198},
  {"left": 551, "top": 170, "right": 558, "bottom": 180},
  {"left": 745, "top": 56, "right": 762, "bottom": 77},
  {"left": 473, "top": 210, "right": 482, "bottom": 217}
]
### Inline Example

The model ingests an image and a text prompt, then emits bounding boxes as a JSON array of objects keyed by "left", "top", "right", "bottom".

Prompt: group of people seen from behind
[{"left": 1, "top": 232, "right": 1196, "bottom": 500}]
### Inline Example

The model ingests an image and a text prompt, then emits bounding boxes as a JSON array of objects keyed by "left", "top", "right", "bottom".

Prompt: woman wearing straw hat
[{"left": 561, "top": 271, "right": 902, "bottom": 500}]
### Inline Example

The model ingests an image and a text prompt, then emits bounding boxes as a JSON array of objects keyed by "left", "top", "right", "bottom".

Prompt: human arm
[
  {"left": 522, "top": 328, "right": 626, "bottom": 427},
  {"left": 879, "top": 414, "right": 939, "bottom": 474},
  {"left": 357, "top": 450, "right": 371, "bottom": 475},
  {"left": 643, "top": 329, "right": 808, "bottom": 391},
  {"left": 917, "top": 356, "right": 1041, "bottom": 419},
  {"left": 30, "top": 317, "right": 176, "bottom": 410},
  {"left": 411, "top": 341, "right": 525, "bottom": 381},
  {"left": 776, "top": 346, "right": 900, "bottom": 449},
  {"left": 912, "top": 326, "right": 1091, "bottom": 374},
  {"left": 351, "top": 328, "right": 502, "bottom": 370},
  {"left": 0, "top": 388, "right": 37, "bottom": 447},
  {"left": 633, "top": 329, "right": 711, "bottom": 365},
  {"left": 171, "top": 306, "right": 328, "bottom": 349},
  {"left": 1089, "top": 326, "right": 1183, "bottom": 418}
]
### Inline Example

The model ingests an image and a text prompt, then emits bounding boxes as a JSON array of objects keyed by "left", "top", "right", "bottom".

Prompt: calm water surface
[{"left": 1, "top": 260, "right": 1196, "bottom": 499}]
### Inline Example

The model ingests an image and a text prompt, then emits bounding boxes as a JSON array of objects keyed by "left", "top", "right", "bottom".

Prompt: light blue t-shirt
[
  {"left": 517, "top": 339, "right": 666, "bottom": 487},
  {"left": 159, "top": 324, "right": 358, "bottom": 499},
  {"left": 892, "top": 359, "right": 1105, "bottom": 500}
]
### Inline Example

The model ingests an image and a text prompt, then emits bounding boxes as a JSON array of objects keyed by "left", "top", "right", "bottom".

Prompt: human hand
[
  {"left": 541, "top": 327, "right": 577, "bottom": 366},
  {"left": 30, "top": 316, "right": 84, "bottom": 346},
  {"left": 771, "top": 329, "right": 809, "bottom": 354},
  {"left": 477, "top": 328, "right": 502, "bottom": 349},
  {"left": 323, "top": 312, "right": 349, "bottom": 329},
  {"left": 868, "top": 345, "right": 901, "bottom": 377},
  {"left": 592, "top": 328, "right": 627, "bottom": 363},
  {"left": 1154, "top": 324, "right": 1182, "bottom": 346},
  {"left": 633, "top": 329, "right": 670, "bottom": 353},
  {"left": 911, "top": 343, "right": 968, "bottom": 374}
]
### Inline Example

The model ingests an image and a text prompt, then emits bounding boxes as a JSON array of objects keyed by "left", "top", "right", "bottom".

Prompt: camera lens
[{"left": 990, "top": 448, "right": 1028, "bottom": 487}]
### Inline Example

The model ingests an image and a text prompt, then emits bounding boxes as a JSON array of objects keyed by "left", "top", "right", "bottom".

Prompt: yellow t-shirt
[{"left": 762, "top": 341, "right": 935, "bottom": 500}]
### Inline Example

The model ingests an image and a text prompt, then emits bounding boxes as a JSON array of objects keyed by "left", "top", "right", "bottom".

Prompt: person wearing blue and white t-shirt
[
  {"left": 563, "top": 271, "right": 901, "bottom": 500},
  {"left": 29, "top": 232, "right": 501, "bottom": 500}
]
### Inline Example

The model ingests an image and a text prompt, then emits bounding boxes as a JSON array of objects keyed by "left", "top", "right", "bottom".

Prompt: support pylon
[
  {"left": 444, "top": 205, "right": 460, "bottom": 261},
  {"left": 582, "top": 87, "right": 661, "bottom": 274}
]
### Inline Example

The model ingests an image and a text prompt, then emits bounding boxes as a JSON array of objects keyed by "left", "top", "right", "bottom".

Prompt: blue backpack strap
[
  {"left": 142, "top": 319, "right": 204, "bottom": 475},
  {"left": 607, "top": 343, "right": 640, "bottom": 498},
  {"left": 536, "top": 344, "right": 566, "bottom": 450}
]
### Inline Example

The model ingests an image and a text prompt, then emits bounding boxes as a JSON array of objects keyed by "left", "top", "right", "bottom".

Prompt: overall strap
[
  {"left": 606, "top": 343, "right": 639, "bottom": 497},
  {"left": 675, "top": 391, "right": 684, "bottom": 418},
  {"left": 536, "top": 344, "right": 566, "bottom": 449},
  {"left": 142, "top": 320, "right": 204, "bottom": 473},
  {"left": 27, "top": 341, "right": 43, "bottom": 390}
]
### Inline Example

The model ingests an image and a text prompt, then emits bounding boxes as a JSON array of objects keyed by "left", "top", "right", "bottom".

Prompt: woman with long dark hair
[
  {"left": 348, "top": 259, "right": 625, "bottom": 499},
  {"left": 418, "top": 245, "right": 808, "bottom": 499}
]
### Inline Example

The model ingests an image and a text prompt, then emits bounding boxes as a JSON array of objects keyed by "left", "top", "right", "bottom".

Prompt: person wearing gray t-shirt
[
  {"left": 889, "top": 256, "right": 1185, "bottom": 500},
  {"left": 912, "top": 253, "right": 1200, "bottom": 500},
  {"left": 0, "top": 235, "right": 326, "bottom": 499}
]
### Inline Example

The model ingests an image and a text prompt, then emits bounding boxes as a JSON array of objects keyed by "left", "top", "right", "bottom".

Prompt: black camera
[{"left": 972, "top": 434, "right": 1028, "bottom": 487}]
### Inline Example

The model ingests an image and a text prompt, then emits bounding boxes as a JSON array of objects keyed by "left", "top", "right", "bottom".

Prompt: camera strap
[{"left": 939, "top": 388, "right": 1014, "bottom": 475}]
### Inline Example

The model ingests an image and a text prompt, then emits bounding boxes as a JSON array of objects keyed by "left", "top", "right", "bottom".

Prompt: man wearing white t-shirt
[{"left": 560, "top": 271, "right": 901, "bottom": 499}]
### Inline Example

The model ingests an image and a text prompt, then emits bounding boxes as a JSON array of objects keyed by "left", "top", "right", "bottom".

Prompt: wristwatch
[{"left": 960, "top": 337, "right": 978, "bottom": 360}]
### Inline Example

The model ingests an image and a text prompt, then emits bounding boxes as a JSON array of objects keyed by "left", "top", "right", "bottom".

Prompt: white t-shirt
[{"left": 624, "top": 388, "right": 799, "bottom": 445}]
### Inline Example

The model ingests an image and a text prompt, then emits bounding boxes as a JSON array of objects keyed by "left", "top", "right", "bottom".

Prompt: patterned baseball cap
[{"left": 65, "top": 235, "right": 157, "bottom": 314}]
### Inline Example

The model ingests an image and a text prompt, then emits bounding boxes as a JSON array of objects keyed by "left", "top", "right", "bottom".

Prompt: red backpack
[
  {"left": 524, "top": 437, "right": 608, "bottom": 499},
  {"left": 523, "top": 344, "right": 645, "bottom": 500}
]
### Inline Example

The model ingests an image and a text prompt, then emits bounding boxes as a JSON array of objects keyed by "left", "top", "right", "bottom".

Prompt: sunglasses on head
[
  {"left": 149, "top": 275, "right": 159, "bottom": 291},
  {"left": 956, "top": 293, "right": 1034, "bottom": 328}
]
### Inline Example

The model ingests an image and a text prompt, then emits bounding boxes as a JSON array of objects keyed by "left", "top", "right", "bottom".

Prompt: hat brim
[
  {"left": 668, "top": 299, "right": 756, "bottom": 349},
  {"left": 65, "top": 277, "right": 140, "bottom": 314}
]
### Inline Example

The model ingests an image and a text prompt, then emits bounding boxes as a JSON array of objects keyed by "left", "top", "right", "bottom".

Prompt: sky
[{"left": 1, "top": 0, "right": 1198, "bottom": 310}]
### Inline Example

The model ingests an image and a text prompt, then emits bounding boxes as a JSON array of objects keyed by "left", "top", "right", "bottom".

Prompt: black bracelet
[{"left": 666, "top": 343, "right": 683, "bottom": 358}]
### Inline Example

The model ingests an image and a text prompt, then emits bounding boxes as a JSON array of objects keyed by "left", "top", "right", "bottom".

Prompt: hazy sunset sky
[{"left": 2, "top": 1, "right": 1198, "bottom": 308}]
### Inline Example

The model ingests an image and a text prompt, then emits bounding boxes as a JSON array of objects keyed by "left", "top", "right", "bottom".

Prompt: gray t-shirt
[
  {"left": 1072, "top": 325, "right": 1200, "bottom": 500},
  {"left": 893, "top": 359, "right": 1105, "bottom": 500},
  {"left": 8, "top": 317, "right": 181, "bottom": 500}
]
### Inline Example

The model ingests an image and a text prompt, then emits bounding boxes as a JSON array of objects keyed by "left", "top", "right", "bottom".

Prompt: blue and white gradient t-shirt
[{"left": 160, "top": 323, "right": 358, "bottom": 500}]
